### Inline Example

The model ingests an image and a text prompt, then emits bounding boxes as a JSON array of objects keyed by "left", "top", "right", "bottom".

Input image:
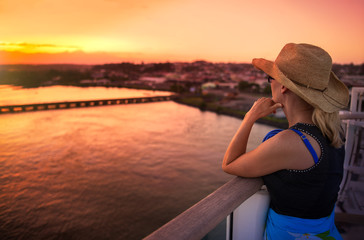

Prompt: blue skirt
[{"left": 264, "top": 207, "right": 342, "bottom": 240}]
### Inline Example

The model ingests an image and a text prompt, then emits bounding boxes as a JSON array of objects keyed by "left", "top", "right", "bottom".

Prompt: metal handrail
[
  {"left": 144, "top": 177, "right": 263, "bottom": 240},
  {"left": 340, "top": 112, "right": 364, "bottom": 120}
]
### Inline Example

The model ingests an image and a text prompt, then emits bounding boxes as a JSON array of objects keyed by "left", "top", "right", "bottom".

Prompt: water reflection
[
  {"left": 0, "top": 87, "right": 274, "bottom": 239},
  {"left": 0, "top": 85, "right": 171, "bottom": 106}
]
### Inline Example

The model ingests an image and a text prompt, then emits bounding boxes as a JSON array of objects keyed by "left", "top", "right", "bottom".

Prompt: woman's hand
[
  {"left": 245, "top": 98, "right": 282, "bottom": 122},
  {"left": 223, "top": 98, "right": 281, "bottom": 170}
]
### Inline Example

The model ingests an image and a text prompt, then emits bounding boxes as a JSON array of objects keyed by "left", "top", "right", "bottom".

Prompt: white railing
[
  {"left": 144, "top": 177, "right": 263, "bottom": 240},
  {"left": 338, "top": 87, "right": 364, "bottom": 215}
]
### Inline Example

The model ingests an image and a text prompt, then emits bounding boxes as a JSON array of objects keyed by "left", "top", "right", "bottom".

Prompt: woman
[{"left": 222, "top": 43, "right": 349, "bottom": 239}]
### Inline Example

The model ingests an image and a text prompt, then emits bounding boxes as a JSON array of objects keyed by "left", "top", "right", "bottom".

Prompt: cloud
[
  {"left": 0, "top": 48, "right": 197, "bottom": 65},
  {"left": 0, "top": 42, "right": 79, "bottom": 48},
  {"left": 0, "top": 49, "right": 146, "bottom": 65},
  {"left": 0, "top": 42, "right": 81, "bottom": 53}
]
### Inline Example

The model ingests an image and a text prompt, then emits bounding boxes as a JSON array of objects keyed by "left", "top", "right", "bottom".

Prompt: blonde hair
[{"left": 312, "top": 108, "right": 344, "bottom": 148}]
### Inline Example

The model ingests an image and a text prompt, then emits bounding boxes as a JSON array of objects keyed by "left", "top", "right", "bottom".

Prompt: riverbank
[{"left": 173, "top": 93, "right": 288, "bottom": 129}]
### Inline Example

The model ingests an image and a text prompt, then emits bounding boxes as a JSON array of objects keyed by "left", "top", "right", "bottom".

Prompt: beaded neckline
[{"left": 291, "top": 122, "right": 317, "bottom": 128}]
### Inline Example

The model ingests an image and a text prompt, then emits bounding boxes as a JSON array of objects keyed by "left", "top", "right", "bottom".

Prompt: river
[{"left": 0, "top": 86, "right": 275, "bottom": 239}]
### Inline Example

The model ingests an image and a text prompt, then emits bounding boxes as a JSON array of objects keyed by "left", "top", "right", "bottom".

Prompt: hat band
[
  {"left": 290, "top": 78, "right": 346, "bottom": 109},
  {"left": 290, "top": 79, "right": 327, "bottom": 92},
  {"left": 323, "top": 92, "right": 347, "bottom": 109}
]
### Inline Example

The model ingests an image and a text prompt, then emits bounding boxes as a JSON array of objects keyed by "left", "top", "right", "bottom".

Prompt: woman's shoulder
[
  {"left": 262, "top": 128, "right": 321, "bottom": 170},
  {"left": 260, "top": 129, "right": 305, "bottom": 159},
  {"left": 263, "top": 128, "right": 301, "bottom": 144}
]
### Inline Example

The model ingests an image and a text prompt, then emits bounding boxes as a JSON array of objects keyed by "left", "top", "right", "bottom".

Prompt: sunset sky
[{"left": 1, "top": 0, "right": 363, "bottom": 65}]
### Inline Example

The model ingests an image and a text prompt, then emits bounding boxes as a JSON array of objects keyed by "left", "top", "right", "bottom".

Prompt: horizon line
[{"left": 1, "top": 49, "right": 363, "bottom": 66}]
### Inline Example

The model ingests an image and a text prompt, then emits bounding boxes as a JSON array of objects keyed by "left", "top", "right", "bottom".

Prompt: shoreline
[
  {"left": 173, "top": 94, "right": 288, "bottom": 129},
  {"left": 1, "top": 83, "right": 288, "bottom": 129}
]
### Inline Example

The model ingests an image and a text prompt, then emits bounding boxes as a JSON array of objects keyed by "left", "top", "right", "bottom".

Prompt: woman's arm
[{"left": 222, "top": 98, "right": 282, "bottom": 176}]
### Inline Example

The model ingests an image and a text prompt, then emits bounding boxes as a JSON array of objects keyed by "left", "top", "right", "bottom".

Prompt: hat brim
[{"left": 252, "top": 58, "right": 349, "bottom": 113}]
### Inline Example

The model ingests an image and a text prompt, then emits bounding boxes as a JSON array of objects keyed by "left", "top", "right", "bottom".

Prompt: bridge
[{"left": 0, "top": 95, "right": 176, "bottom": 114}]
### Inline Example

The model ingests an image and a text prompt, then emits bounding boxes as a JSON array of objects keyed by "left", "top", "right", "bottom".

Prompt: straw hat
[{"left": 252, "top": 43, "right": 349, "bottom": 113}]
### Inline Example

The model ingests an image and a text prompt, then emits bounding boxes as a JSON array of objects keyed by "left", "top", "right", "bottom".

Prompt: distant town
[
  {"left": 1, "top": 61, "right": 363, "bottom": 127},
  {"left": 0, "top": 61, "right": 363, "bottom": 94}
]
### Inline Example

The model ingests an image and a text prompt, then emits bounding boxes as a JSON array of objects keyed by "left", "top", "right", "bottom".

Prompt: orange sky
[{"left": 0, "top": 0, "right": 363, "bottom": 65}]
